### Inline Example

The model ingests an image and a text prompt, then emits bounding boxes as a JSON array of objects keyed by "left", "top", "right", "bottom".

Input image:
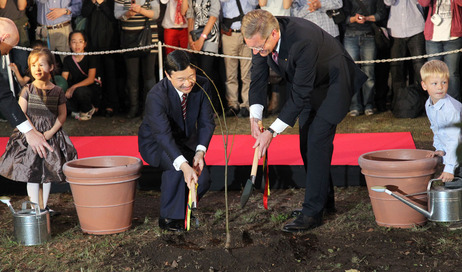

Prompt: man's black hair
[{"left": 165, "top": 50, "right": 194, "bottom": 76}]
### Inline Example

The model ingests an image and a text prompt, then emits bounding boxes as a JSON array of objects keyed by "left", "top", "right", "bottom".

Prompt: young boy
[{"left": 421, "top": 60, "right": 462, "bottom": 182}]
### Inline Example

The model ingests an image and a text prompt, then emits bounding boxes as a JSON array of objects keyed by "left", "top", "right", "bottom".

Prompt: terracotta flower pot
[
  {"left": 63, "top": 156, "right": 142, "bottom": 235},
  {"left": 358, "top": 149, "right": 439, "bottom": 228}
]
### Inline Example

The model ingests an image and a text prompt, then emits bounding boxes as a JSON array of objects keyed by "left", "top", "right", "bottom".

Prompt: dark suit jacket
[
  {"left": 249, "top": 17, "right": 367, "bottom": 125},
  {"left": 0, "top": 76, "right": 26, "bottom": 126},
  {"left": 138, "top": 75, "right": 216, "bottom": 167}
]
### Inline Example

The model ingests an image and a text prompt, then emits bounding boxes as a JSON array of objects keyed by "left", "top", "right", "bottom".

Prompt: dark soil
[{"left": 37, "top": 187, "right": 462, "bottom": 272}]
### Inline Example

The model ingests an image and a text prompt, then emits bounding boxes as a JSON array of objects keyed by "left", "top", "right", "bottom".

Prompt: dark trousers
[
  {"left": 299, "top": 107, "right": 337, "bottom": 217},
  {"left": 159, "top": 149, "right": 211, "bottom": 220},
  {"left": 99, "top": 54, "right": 119, "bottom": 111},
  {"left": 124, "top": 53, "right": 157, "bottom": 112},
  {"left": 67, "top": 84, "right": 101, "bottom": 113},
  {"left": 194, "top": 53, "right": 221, "bottom": 111},
  {"left": 390, "top": 32, "right": 426, "bottom": 94}
]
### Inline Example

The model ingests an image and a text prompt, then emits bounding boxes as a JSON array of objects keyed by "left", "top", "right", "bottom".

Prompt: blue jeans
[
  {"left": 344, "top": 35, "right": 377, "bottom": 112},
  {"left": 426, "top": 38, "right": 462, "bottom": 101}
]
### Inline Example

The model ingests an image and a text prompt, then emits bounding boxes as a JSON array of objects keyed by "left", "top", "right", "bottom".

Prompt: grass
[{"left": 0, "top": 110, "right": 451, "bottom": 271}]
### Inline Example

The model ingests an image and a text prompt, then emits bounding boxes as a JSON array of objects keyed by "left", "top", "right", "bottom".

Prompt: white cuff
[
  {"left": 173, "top": 155, "right": 188, "bottom": 171},
  {"left": 270, "top": 118, "right": 289, "bottom": 134},
  {"left": 249, "top": 104, "right": 264, "bottom": 119},
  {"left": 17, "top": 120, "right": 33, "bottom": 133},
  {"left": 196, "top": 145, "right": 207, "bottom": 155}
]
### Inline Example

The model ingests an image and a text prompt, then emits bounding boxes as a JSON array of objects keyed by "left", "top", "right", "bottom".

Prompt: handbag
[
  {"left": 326, "top": 9, "right": 346, "bottom": 25},
  {"left": 371, "top": 23, "right": 391, "bottom": 51},
  {"left": 220, "top": 0, "right": 244, "bottom": 36},
  {"left": 120, "top": 19, "right": 152, "bottom": 57},
  {"left": 190, "top": 27, "right": 212, "bottom": 41}
]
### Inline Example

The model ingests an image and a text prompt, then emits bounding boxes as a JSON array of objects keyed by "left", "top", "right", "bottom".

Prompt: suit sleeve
[
  {"left": 144, "top": 89, "right": 184, "bottom": 163},
  {"left": 278, "top": 41, "right": 317, "bottom": 126},
  {"left": 0, "top": 78, "right": 27, "bottom": 127},
  {"left": 196, "top": 80, "right": 216, "bottom": 148},
  {"left": 249, "top": 53, "right": 269, "bottom": 107}
]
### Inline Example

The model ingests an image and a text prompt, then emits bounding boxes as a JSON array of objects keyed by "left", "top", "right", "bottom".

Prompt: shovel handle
[
  {"left": 251, "top": 146, "right": 259, "bottom": 177},
  {"left": 250, "top": 121, "right": 264, "bottom": 177}
]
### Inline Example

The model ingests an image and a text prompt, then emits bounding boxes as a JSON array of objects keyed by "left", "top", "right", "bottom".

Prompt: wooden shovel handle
[
  {"left": 251, "top": 146, "right": 259, "bottom": 177},
  {"left": 250, "top": 121, "right": 264, "bottom": 177}
]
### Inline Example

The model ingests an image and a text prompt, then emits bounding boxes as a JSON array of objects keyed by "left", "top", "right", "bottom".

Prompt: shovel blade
[{"left": 240, "top": 177, "right": 254, "bottom": 208}]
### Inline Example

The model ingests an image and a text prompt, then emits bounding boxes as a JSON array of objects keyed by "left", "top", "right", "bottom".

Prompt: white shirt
[
  {"left": 249, "top": 33, "right": 288, "bottom": 136},
  {"left": 172, "top": 88, "right": 207, "bottom": 171}
]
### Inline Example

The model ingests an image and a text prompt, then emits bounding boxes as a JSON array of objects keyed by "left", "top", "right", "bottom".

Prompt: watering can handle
[
  {"left": 21, "top": 201, "right": 41, "bottom": 217},
  {"left": 427, "top": 179, "right": 443, "bottom": 191}
]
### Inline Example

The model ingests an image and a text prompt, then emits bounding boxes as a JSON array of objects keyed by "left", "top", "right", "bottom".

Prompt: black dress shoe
[
  {"left": 238, "top": 107, "right": 249, "bottom": 117},
  {"left": 282, "top": 213, "right": 322, "bottom": 233},
  {"left": 291, "top": 206, "right": 336, "bottom": 218},
  {"left": 159, "top": 217, "right": 185, "bottom": 232},
  {"left": 225, "top": 107, "right": 239, "bottom": 117}
]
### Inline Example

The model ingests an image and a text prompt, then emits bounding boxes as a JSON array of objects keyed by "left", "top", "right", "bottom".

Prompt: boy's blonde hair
[{"left": 420, "top": 60, "right": 450, "bottom": 82}]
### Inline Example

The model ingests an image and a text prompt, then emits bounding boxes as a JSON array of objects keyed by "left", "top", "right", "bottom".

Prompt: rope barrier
[{"left": 13, "top": 42, "right": 462, "bottom": 64}]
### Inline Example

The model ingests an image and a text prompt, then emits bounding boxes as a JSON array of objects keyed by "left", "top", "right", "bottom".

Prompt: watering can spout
[{"left": 371, "top": 186, "right": 432, "bottom": 219}]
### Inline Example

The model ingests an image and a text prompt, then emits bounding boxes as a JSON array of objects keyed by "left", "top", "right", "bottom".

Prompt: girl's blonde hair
[
  {"left": 420, "top": 60, "right": 450, "bottom": 82},
  {"left": 27, "top": 48, "right": 56, "bottom": 78}
]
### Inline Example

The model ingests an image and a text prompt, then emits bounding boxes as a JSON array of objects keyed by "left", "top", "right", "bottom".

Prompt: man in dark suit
[
  {"left": 138, "top": 50, "right": 215, "bottom": 232},
  {"left": 0, "top": 17, "right": 52, "bottom": 158},
  {"left": 242, "top": 10, "right": 367, "bottom": 232}
]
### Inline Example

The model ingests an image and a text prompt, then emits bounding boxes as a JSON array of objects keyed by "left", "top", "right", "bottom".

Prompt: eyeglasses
[{"left": 247, "top": 35, "right": 270, "bottom": 53}]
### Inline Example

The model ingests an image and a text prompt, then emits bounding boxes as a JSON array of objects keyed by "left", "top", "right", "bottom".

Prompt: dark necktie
[
  {"left": 181, "top": 93, "right": 188, "bottom": 120},
  {"left": 272, "top": 51, "right": 279, "bottom": 65}
]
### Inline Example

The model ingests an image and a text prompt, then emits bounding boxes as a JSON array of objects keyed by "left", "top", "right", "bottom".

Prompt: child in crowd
[
  {"left": 9, "top": 40, "right": 49, "bottom": 87},
  {"left": 0, "top": 48, "right": 78, "bottom": 213},
  {"left": 422, "top": 60, "right": 462, "bottom": 182},
  {"left": 62, "top": 31, "right": 101, "bottom": 121}
]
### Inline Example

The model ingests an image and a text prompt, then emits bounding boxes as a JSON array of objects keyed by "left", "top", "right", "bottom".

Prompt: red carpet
[{"left": 0, "top": 132, "right": 415, "bottom": 166}]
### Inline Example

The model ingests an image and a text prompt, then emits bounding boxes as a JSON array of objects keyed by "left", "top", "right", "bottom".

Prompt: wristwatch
[{"left": 267, "top": 127, "right": 278, "bottom": 137}]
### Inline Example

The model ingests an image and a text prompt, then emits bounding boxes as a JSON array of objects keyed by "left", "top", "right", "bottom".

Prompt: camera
[{"left": 431, "top": 14, "right": 443, "bottom": 26}]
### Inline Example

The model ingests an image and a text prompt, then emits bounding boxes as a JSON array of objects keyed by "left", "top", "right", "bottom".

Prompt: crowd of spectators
[{"left": 0, "top": 0, "right": 461, "bottom": 121}]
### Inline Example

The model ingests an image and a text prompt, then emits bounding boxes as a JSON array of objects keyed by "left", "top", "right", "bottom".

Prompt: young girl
[
  {"left": 0, "top": 48, "right": 78, "bottom": 212},
  {"left": 62, "top": 31, "right": 101, "bottom": 121}
]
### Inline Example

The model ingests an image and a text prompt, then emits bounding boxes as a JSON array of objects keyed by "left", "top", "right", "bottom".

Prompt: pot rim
[
  {"left": 63, "top": 156, "right": 142, "bottom": 179},
  {"left": 359, "top": 149, "right": 439, "bottom": 165}
]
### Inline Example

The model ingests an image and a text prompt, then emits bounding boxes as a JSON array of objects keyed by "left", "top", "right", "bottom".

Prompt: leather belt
[{"left": 42, "top": 21, "right": 71, "bottom": 30}]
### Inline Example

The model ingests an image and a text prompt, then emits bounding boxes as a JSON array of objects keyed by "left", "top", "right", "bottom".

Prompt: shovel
[{"left": 240, "top": 145, "right": 260, "bottom": 208}]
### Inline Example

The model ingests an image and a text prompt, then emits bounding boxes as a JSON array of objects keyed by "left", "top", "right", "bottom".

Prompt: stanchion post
[
  {"left": 158, "top": 42, "right": 163, "bottom": 81},
  {"left": 4, "top": 54, "right": 15, "bottom": 96}
]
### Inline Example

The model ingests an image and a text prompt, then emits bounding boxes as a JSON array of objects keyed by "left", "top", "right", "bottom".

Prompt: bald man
[{"left": 0, "top": 17, "right": 52, "bottom": 158}]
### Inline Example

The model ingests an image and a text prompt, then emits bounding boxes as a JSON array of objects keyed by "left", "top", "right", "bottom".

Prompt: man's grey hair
[{"left": 241, "top": 9, "right": 279, "bottom": 40}]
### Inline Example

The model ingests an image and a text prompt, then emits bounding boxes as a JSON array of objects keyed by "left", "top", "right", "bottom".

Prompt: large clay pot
[
  {"left": 63, "top": 156, "right": 142, "bottom": 235},
  {"left": 358, "top": 149, "right": 439, "bottom": 228}
]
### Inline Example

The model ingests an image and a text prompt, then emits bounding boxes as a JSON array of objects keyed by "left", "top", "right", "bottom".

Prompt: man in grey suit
[
  {"left": 242, "top": 10, "right": 367, "bottom": 232},
  {"left": 0, "top": 17, "right": 52, "bottom": 158}
]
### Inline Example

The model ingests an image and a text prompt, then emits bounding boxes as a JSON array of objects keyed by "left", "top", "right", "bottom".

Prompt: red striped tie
[
  {"left": 272, "top": 51, "right": 278, "bottom": 64},
  {"left": 181, "top": 93, "right": 188, "bottom": 120}
]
